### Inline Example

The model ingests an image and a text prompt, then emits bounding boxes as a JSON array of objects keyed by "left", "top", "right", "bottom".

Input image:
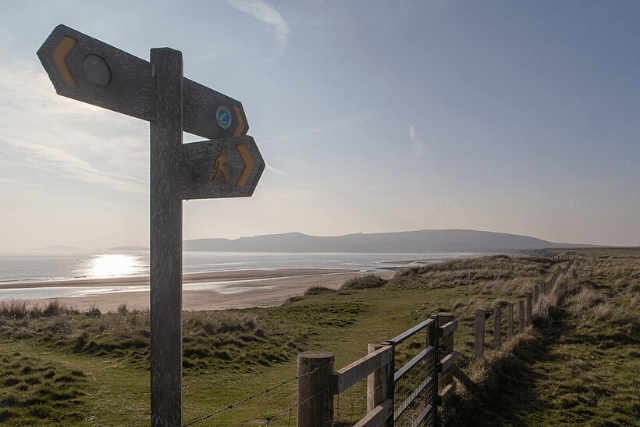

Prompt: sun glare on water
[{"left": 89, "top": 254, "right": 141, "bottom": 278}]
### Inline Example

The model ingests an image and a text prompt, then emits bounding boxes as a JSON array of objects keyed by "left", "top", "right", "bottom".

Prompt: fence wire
[
  {"left": 394, "top": 346, "right": 435, "bottom": 427},
  {"left": 258, "top": 386, "right": 332, "bottom": 427},
  {"left": 183, "top": 360, "right": 333, "bottom": 427},
  {"left": 333, "top": 376, "right": 371, "bottom": 426}
]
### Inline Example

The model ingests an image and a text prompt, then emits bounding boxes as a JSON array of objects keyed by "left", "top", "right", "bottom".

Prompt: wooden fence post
[
  {"left": 493, "top": 305, "right": 502, "bottom": 350},
  {"left": 297, "top": 351, "right": 335, "bottom": 427},
  {"left": 428, "top": 315, "right": 438, "bottom": 426},
  {"left": 474, "top": 309, "right": 486, "bottom": 359},
  {"left": 526, "top": 294, "right": 533, "bottom": 326},
  {"left": 519, "top": 300, "right": 525, "bottom": 333},
  {"left": 367, "top": 344, "right": 387, "bottom": 414},
  {"left": 436, "top": 312, "right": 454, "bottom": 390},
  {"left": 507, "top": 303, "right": 514, "bottom": 339},
  {"left": 534, "top": 285, "right": 539, "bottom": 304}
]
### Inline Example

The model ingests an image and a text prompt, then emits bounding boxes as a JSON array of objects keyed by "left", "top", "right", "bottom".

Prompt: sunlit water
[
  {"left": 81, "top": 254, "right": 145, "bottom": 278},
  {"left": 0, "top": 251, "right": 477, "bottom": 300}
]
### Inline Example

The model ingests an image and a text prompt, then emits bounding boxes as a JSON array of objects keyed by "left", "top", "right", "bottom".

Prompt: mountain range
[{"left": 183, "top": 229, "right": 593, "bottom": 253}]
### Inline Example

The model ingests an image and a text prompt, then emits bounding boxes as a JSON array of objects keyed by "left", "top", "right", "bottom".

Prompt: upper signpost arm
[
  {"left": 183, "top": 78, "right": 249, "bottom": 139},
  {"left": 37, "top": 24, "right": 156, "bottom": 121},
  {"left": 37, "top": 24, "right": 249, "bottom": 140}
]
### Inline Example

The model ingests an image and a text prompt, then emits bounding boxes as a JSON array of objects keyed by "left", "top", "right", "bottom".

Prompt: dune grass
[
  {"left": 0, "top": 254, "right": 638, "bottom": 426},
  {"left": 442, "top": 256, "right": 640, "bottom": 426}
]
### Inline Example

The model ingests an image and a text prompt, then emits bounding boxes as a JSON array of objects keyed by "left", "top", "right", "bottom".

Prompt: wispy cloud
[
  {"left": 225, "top": 0, "right": 290, "bottom": 57},
  {"left": 408, "top": 123, "right": 425, "bottom": 153},
  {"left": 2, "top": 137, "right": 146, "bottom": 193},
  {"left": 266, "top": 164, "right": 287, "bottom": 175},
  {"left": 0, "top": 58, "right": 149, "bottom": 194},
  {"left": 264, "top": 111, "right": 381, "bottom": 144}
]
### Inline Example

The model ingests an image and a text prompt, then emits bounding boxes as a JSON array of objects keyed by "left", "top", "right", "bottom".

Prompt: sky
[{"left": 0, "top": 0, "right": 639, "bottom": 252}]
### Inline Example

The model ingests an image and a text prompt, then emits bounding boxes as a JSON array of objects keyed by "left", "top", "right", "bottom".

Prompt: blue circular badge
[{"left": 216, "top": 106, "right": 232, "bottom": 130}]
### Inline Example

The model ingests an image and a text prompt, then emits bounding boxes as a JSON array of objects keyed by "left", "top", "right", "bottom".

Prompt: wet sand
[{"left": 11, "top": 269, "right": 396, "bottom": 312}]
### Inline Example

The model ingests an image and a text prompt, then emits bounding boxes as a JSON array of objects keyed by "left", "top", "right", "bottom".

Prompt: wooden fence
[
  {"left": 473, "top": 263, "right": 567, "bottom": 358},
  {"left": 296, "top": 263, "right": 570, "bottom": 426},
  {"left": 297, "top": 313, "right": 457, "bottom": 427}
]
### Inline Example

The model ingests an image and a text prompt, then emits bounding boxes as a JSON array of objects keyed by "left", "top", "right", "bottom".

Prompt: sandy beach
[{"left": 8, "top": 269, "right": 397, "bottom": 312}]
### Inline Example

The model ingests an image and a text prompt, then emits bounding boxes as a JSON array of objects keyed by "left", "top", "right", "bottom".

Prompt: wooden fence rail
[{"left": 298, "top": 313, "right": 457, "bottom": 427}]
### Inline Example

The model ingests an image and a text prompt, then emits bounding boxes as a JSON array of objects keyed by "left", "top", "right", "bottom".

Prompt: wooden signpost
[{"left": 37, "top": 24, "right": 265, "bottom": 426}]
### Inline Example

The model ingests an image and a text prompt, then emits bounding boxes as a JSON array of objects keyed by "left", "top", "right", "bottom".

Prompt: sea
[{"left": 0, "top": 251, "right": 476, "bottom": 301}]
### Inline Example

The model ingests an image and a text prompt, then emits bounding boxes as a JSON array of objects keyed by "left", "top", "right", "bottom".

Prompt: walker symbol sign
[{"left": 177, "top": 136, "right": 264, "bottom": 199}]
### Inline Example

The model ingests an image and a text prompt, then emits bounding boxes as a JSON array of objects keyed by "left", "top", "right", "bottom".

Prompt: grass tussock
[
  {"left": 183, "top": 311, "right": 258, "bottom": 336},
  {"left": 340, "top": 274, "right": 387, "bottom": 290},
  {"left": 304, "top": 286, "right": 334, "bottom": 296},
  {"left": 0, "top": 300, "right": 78, "bottom": 320},
  {"left": 0, "top": 353, "right": 89, "bottom": 425},
  {"left": 0, "top": 302, "right": 299, "bottom": 374}
]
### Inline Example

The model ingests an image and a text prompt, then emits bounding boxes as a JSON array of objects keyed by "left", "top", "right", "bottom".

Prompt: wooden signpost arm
[{"left": 150, "top": 48, "right": 184, "bottom": 427}]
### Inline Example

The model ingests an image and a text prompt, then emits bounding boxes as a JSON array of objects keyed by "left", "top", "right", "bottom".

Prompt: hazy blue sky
[{"left": 1, "top": 0, "right": 638, "bottom": 251}]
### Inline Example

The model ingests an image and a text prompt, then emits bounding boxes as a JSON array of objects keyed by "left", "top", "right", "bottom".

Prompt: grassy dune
[
  {"left": 0, "top": 254, "right": 638, "bottom": 426},
  {"left": 444, "top": 255, "right": 640, "bottom": 426}
]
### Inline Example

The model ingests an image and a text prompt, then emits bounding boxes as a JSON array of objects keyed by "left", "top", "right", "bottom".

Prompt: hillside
[{"left": 184, "top": 229, "right": 592, "bottom": 253}]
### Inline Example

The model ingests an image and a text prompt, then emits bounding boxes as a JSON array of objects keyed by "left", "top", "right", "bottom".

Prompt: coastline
[{"left": 6, "top": 269, "right": 397, "bottom": 312}]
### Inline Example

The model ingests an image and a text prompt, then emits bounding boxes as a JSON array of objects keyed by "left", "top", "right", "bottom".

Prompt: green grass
[{"left": 0, "top": 255, "right": 638, "bottom": 426}]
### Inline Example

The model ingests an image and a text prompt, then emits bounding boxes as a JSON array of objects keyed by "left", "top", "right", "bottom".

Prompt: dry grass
[
  {"left": 443, "top": 255, "right": 640, "bottom": 426},
  {"left": 340, "top": 274, "right": 387, "bottom": 290},
  {"left": 391, "top": 255, "right": 551, "bottom": 293}
]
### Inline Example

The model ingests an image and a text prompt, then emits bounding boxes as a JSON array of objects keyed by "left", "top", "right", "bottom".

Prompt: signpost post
[{"left": 37, "top": 24, "right": 264, "bottom": 426}]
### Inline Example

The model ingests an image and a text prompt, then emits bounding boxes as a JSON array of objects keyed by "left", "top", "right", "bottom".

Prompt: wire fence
[
  {"left": 183, "top": 361, "right": 333, "bottom": 427},
  {"left": 183, "top": 314, "right": 448, "bottom": 427},
  {"left": 333, "top": 376, "right": 369, "bottom": 426},
  {"left": 394, "top": 346, "right": 435, "bottom": 427}
]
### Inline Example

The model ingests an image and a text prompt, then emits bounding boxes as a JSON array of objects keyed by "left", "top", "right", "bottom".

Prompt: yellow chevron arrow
[
  {"left": 233, "top": 105, "right": 245, "bottom": 137},
  {"left": 52, "top": 36, "right": 78, "bottom": 87},
  {"left": 236, "top": 143, "right": 254, "bottom": 187}
]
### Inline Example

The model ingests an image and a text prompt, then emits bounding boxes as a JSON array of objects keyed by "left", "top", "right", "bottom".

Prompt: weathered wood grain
[
  {"left": 333, "top": 345, "right": 392, "bottom": 394},
  {"left": 149, "top": 48, "right": 183, "bottom": 427},
  {"left": 298, "top": 351, "right": 335, "bottom": 427},
  {"left": 474, "top": 309, "right": 486, "bottom": 359},
  {"left": 353, "top": 399, "right": 392, "bottom": 427},
  {"left": 494, "top": 305, "right": 502, "bottom": 350}
]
